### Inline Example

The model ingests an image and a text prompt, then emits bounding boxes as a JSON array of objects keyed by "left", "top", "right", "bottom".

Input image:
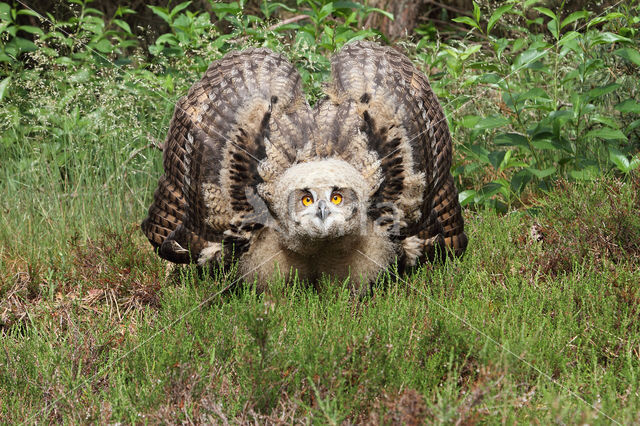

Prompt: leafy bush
[
  {"left": 429, "top": 1, "right": 640, "bottom": 211},
  {"left": 0, "top": 0, "right": 638, "bottom": 213}
]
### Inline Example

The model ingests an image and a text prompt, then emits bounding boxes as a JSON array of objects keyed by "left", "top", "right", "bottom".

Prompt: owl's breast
[{"left": 237, "top": 226, "right": 397, "bottom": 291}]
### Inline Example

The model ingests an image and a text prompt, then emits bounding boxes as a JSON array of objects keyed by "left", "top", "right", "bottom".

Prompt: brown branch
[{"left": 267, "top": 14, "right": 310, "bottom": 31}]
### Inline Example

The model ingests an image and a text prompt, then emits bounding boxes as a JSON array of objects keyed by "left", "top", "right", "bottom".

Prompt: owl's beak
[{"left": 316, "top": 200, "right": 330, "bottom": 221}]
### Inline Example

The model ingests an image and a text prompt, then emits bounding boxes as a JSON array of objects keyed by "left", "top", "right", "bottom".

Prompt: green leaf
[
  {"left": 452, "top": 16, "right": 482, "bottom": 32},
  {"left": 12, "top": 37, "right": 37, "bottom": 52},
  {"left": 474, "top": 115, "right": 510, "bottom": 130},
  {"left": 531, "top": 140, "right": 556, "bottom": 150},
  {"left": 210, "top": 1, "right": 241, "bottom": 18},
  {"left": 478, "top": 182, "right": 504, "bottom": 198},
  {"left": 534, "top": 7, "right": 556, "bottom": 20},
  {"left": 517, "top": 87, "right": 551, "bottom": 103},
  {"left": 333, "top": 1, "right": 363, "bottom": 9},
  {"left": 560, "top": 11, "right": 589, "bottom": 29},
  {"left": 470, "top": 144, "right": 491, "bottom": 162},
  {"left": 458, "top": 189, "right": 476, "bottom": 206},
  {"left": 608, "top": 147, "right": 630, "bottom": 173},
  {"left": 494, "top": 133, "right": 529, "bottom": 149},
  {"left": 155, "top": 33, "right": 178, "bottom": 45},
  {"left": 16, "top": 8, "right": 41, "bottom": 18},
  {"left": 592, "top": 32, "right": 631, "bottom": 45},
  {"left": 170, "top": 1, "right": 192, "bottom": 18},
  {"left": 364, "top": 7, "right": 394, "bottom": 20},
  {"left": 460, "top": 44, "right": 481, "bottom": 60},
  {"left": 115, "top": 6, "right": 136, "bottom": 17},
  {"left": 92, "top": 38, "right": 113, "bottom": 53},
  {"left": 0, "top": 76, "right": 9, "bottom": 102},
  {"left": 614, "top": 48, "right": 640, "bottom": 66},
  {"left": 615, "top": 99, "right": 640, "bottom": 114},
  {"left": 0, "top": 2, "right": 10, "bottom": 20},
  {"left": 513, "top": 48, "right": 546, "bottom": 70},
  {"left": 547, "top": 19, "right": 559, "bottom": 40},
  {"left": 552, "top": 137, "right": 573, "bottom": 153},
  {"left": 527, "top": 166, "right": 556, "bottom": 179},
  {"left": 588, "top": 83, "right": 620, "bottom": 100},
  {"left": 318, "top": 2, "right": 335, "bottom": 20},
  {"left": 84, "top": 7, "right": 104, "bottom": 16},
  {"left": 587, "top": 12, "right": 626, "bottom": 28},
  {"left": 17, "top": 25, "right": 44, "bottom": 36},
  {"left": 499, "top": 149, "right": 513, "bottom": 171},
  {"left": 512, "top": 38, "right": 526, "bottom": 52},
  {"left": 487, "top": 4, "right": 514, "bottom": 33},
  {"left": 511, "top": 169, "right": 532, "bottom": 193},
  {"left": 488, "top": 150, "right": 506, "bottom": 170},
  {"left": 473, "top": 2, "right": 481, "bottom": 23},
  {"left": 477, "top": 72, "right": 500, "bottom": 84},
  {"left": 558, "top": 30, "right": 580, "bottom": 46},
  {"left": 585, "top": 128, "right": 627, "bottom": 141},
  {"left": 459, "top": 115, "right": 481, "bottom": 128},
  {"left": 113, "top": 19, "right": 132, "bottom": 34},
  {"left": 628, "top": 120, "right": 640, "bottom": 132},
  {"left": 548, "top": 110, "right": 574, "bottom": 122},
  {"left": 590, "top": 114, "right": 618, "bottom": 129},
  {"left": 148, "top": 5, "right": 171, "bottom": 24}
]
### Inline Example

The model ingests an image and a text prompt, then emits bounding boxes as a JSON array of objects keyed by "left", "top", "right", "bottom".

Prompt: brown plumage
[{"left": 142, "top": 41, "right": 467, "bottom": 286}]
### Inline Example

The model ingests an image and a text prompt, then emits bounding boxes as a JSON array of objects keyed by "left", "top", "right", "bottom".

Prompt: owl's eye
[
  {"left": 331, "top": 192, "right": 343, "bottom": 205},
  {"left": 301, "top": 194, "right": 314, "bottom": 207}
]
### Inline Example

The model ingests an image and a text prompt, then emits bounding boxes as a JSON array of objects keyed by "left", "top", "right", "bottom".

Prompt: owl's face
[
  {"left": 288, "top": 186, "right": 360, "bottom": 240},
  {"left": 264, "top": 159, "right": 371, "bottom": 252}
]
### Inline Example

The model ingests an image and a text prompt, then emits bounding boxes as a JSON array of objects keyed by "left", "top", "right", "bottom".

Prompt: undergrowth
[{"left": 2, "top": 178, "right": 639, "bottom": 423}]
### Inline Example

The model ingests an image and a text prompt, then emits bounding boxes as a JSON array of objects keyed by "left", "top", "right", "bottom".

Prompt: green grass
[
  {"left": 2, "top": 94, "right": 639, "bottom": 422},
  {"left": 1, "top": 1, "right": 640, "bottom": 422}
]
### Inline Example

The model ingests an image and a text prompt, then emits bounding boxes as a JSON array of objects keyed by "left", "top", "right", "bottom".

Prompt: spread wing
[
  {"left": 142, "top": 48, "right": 314, "bottom": 264},
  {"left": 315, "top": 41, "right": 467, "bottom": 262}
]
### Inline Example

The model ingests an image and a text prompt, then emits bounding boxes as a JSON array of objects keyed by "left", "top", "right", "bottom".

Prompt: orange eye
[
  {"left": 301, "top": 194, "right": 314, "bottom": 207},
  {"left": 331, "top": 193, "right": 343, "bottom": 205}
]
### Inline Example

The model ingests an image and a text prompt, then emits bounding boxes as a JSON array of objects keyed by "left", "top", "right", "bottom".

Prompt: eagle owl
[{"left": 142, "top": 41, "right": 467, "bottom": 289}]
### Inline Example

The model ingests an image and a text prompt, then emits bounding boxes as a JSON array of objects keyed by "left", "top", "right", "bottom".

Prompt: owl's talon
[{"left": 197, "top": 242, "right": 223, "bottom": 266}]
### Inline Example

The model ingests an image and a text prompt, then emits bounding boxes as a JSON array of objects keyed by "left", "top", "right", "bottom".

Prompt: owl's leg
[
  {"left": 401, "top": 199, "right": 463, "bottom": 270},
  {"left": 403, "top": 205, "right": 444, "bottom": 264},
  {"left": 423, "top": 233, "right": 447, "bottom": 262},
  {"left": 197, "top": 242, "right": 223, "bottom": 266}
]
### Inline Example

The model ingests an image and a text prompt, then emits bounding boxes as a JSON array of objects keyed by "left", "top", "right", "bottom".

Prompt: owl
[{"left": 141, "top": 41, "right": 467, "bottom": 289}]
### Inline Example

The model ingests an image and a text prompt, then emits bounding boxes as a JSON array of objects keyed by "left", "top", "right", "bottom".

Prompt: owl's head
[{"left": 259, "top": 159, "right": 372, "bottom": 253}]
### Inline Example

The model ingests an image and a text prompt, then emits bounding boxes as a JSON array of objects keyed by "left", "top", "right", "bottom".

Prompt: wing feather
[
  {"left": 142, "top": 48, "right": 313, "bottom": 263},
  {"left": 317, "top": 40, "right": 467, "bottom": 260}
]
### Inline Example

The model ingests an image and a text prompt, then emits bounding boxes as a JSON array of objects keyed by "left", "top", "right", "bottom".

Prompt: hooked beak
[{"left": 316, "top": 200, "right": 330, "bottom": 221}]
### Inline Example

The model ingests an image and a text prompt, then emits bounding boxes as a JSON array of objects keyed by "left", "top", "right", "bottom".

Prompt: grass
[
  {"left": 1, "top": 3, "right": 640, "bottom": 421},
  {"left": 1, "top": 89, "right": 639, "bottom": 421}
]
